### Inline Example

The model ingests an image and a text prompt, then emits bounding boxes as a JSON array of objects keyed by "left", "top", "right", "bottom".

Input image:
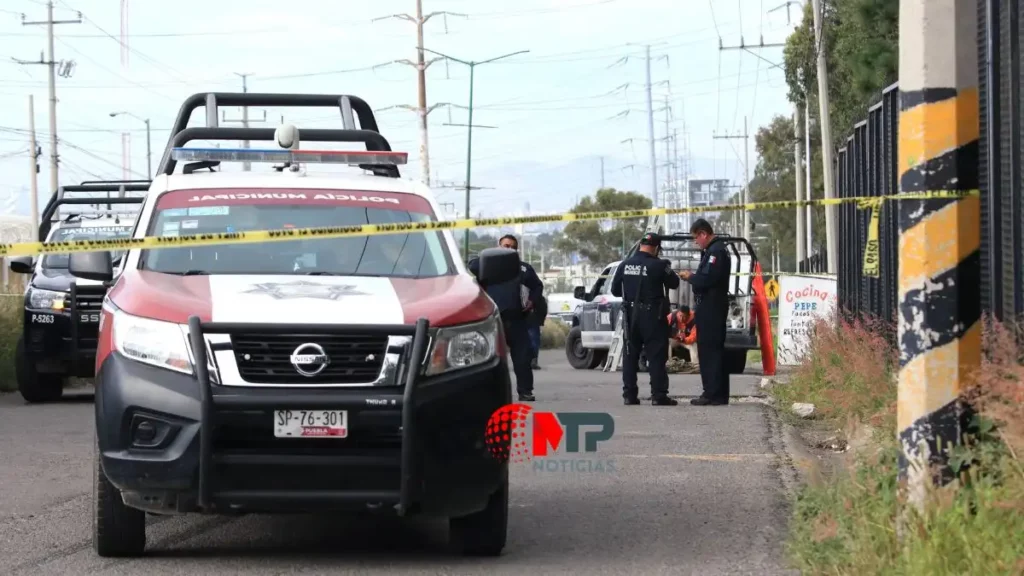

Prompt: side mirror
[
  {"left": 573, "top": 286, "right": 586, "bottom": 300},
  {"left": 69, "top": 251, "right": 113, "bottom": 282},
  {"left": 8, "top": 256, "right": 34, "bottom": 275},
  {"left": 476, "top": 247, "right": 520, "bottom": 286}
]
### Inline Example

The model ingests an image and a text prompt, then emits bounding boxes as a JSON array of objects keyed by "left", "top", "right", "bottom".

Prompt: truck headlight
[
  {"left": 27, "top": 287, "right": 66, "bottom": 311},
  {"left": 424, "top": 315, "right": 499, "bottom": 376},
  {"left": 112, "top": 308, "right": 193, "bottom": 374}
]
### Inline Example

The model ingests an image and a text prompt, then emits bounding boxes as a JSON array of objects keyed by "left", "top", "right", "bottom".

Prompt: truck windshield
[
  {"left": 140, "top": 188, "right": 453, "bottom": 277},
  {"left": 42, "top": 225, "right": 133, "bottom": 269}
]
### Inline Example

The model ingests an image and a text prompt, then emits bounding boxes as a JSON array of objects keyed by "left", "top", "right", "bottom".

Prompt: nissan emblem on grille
[{"left": 289, "top": 343, "right": 331, "bottom": 377}]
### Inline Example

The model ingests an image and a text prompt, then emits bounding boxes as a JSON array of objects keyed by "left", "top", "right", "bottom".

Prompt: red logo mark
[{"left": 484, "top": 403, "right": 532, "bottom": 463}]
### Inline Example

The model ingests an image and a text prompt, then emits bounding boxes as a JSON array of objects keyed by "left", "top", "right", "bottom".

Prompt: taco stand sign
[{"left": 776, "top": 275, "right": 838, "bottom": 366}]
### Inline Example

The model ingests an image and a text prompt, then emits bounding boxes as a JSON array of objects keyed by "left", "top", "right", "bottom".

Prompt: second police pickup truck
[{"left": 8, "top": 182, "right": 148, "bottom": 402}]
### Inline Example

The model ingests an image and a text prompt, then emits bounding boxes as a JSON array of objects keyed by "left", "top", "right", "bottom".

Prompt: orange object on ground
[{"left": 750, "top": 262, "right": 777, "bottom": 376}]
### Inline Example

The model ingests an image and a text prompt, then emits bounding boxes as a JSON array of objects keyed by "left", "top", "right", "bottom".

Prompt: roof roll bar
[
  {"left": 162, "top": 127, "right": 401, "bottom": 178},
  {"left": 38, "top": 186, "right": 147, "bottom": 241},
  {"left": 157, "top": 92, "right": 383, "bottom": 174}
]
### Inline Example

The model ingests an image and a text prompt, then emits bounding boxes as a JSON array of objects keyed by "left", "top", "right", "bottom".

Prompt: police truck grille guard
[
  {"left": 68, "top": 283, "right": 107, "bottom": 372},
  {"left": 186, "top": 316, "right": 430, "bottom": 515}
]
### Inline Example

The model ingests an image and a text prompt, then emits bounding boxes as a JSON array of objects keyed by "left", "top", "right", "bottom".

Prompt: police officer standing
[
  {"left": 468, "top": 234, "right": 543, "bottom": 402},
  {"left": 610, "top": 232, "right": 680, "bottom": 406},
  {"left": 679, "top": 219, "right": 732, "bottom": 406}
]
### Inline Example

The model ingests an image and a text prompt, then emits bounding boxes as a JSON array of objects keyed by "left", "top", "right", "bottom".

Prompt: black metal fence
[
  {"left": 790, "top": 1, "right": 1024, "bottom": 323},
  {"left": 827, "top": 84, "right": 901, "bottom": 325},
  {"left": 979, "top": 0, "right": 1023, "bottom": 321}
]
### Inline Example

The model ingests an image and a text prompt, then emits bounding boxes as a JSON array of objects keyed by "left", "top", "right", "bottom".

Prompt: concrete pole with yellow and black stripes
[{"left": 897, "top": 0, "right": 981, "bottom": 508}]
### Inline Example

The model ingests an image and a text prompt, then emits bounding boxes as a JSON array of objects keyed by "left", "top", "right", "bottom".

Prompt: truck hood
[{"left": 107, "top": 270, "right": 495, "bottom": 328}]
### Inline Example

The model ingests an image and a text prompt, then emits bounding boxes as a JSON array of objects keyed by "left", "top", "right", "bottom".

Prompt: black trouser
[
  {"left": 502, "top": 312, "right": 534, "bottom": 396},
  {"left": 622, "top": 304, "right": 670, "bottom": 400},
  {"left": 696, "top": 325, "right": 729, "bottom": 401}
]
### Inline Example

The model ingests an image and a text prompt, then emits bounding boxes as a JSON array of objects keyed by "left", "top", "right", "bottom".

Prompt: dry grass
[
  {"left": 0, "top": 291, "right": 21, "bottom": 392},
  {"left": 772, "top": 315, "right": 898, "bottom": 433},
  {"left": 968, "top": 317, "right": 1024, "bottom": 457},
  {"left": 781, "top": 314, "right": 1024, "bottom": 575},
  {"left": 540, "top": 319, "right": 570, "bottom": 349}
]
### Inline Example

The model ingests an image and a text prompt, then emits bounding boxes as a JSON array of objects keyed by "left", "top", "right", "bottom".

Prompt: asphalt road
[{"left": 0, "top": 350, "right": 798, "bottom": 576}]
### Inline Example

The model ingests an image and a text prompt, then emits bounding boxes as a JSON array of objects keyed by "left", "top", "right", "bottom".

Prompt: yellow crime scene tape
[{"left": 0, "top": 190, "right": 977, "bottom": 273}]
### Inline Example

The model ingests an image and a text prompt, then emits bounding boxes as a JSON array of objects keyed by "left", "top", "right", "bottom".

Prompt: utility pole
[
  {"left": 220, "top": 74, "right": 266, "bottom": 172},
  {"left": 671, "top": 128, "right": 680, "bottom": 233},
  {"left": 109, "top": 111, "right": 152, "bottom": 179},
  {"left": 662, "top": 96, "right": 673, "bottom": 191},
  {"left": 373, "top": 4, "right": 466, "bottom": 186},
  {"left": 422, "top": 47, "right": 529, "bottom": 260},
  {"left": 896, "top": 0, "right": 979, "bottom": 516},
  {"left": 16, "top": 1, "right": 81, "bottom": 194},
  {"left": 600, "top": 156, "right": 605, "bottom": 188},
  {"left": 809, "top": 0, "right": 838, "bottom": 273},
  {"left": 719, "top": 38, "right": 785, "bottom": 239},
  {"left": 28, "top": 96, "right": 40, "bottom": 231},
  {"left": 805, "top": 100, "right": 813, "bottom": 257},
  {"left": 645, "top": 45, "right": 658, "bottom": 206},
  {"left": 794, "top": 103, "right": 806, "bottom": 266},
  {"left": 712, "top": 122, "right": 750, "bottom": 237}
]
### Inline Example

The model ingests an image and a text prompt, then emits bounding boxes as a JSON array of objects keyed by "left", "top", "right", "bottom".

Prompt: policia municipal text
[{"left": 610, "top": 233, "right": 680, "bottom": 406}]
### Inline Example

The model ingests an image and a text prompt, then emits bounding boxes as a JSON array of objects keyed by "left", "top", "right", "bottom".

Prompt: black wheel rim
[{"left": 572, "top": 338, "right": 585, "bottom": 358}]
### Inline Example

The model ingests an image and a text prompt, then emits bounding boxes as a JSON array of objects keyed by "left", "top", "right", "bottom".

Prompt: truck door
[{"left": 580, "top": 265, "right": 619, "bottom": 349}]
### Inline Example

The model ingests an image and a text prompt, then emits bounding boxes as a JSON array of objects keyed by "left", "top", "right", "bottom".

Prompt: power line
[
  {"left": 14, "top": 0, "right": 81, "bottom": 195},
  {"left": 56, "top": 0, "right": 191, "bottom": 83},
  {"left": 370, "top": 1, "right": 467, "bottom": 186}
]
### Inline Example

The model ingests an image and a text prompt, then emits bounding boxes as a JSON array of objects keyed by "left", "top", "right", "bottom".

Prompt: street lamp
[
  {"left": 421, "top": 47, "right": 529, "bottom": 261},
  {"left": 109, "top": 111, "right": 152, "bottom": 179}
]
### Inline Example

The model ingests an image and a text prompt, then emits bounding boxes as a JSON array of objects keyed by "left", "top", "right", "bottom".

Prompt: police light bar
[{"left": 170, "top": 147, "right": 409, "bottom": 166}]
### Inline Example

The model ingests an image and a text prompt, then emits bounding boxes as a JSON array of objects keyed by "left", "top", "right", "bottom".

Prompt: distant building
[{"left": 662, "top": 177, "right": 733, "bottom": 233}]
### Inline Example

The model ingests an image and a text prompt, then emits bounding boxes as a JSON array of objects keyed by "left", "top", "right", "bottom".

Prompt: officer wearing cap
[
  {"left": 610, "top": 232, "right": 680, "bottom": 406},
  {"left": 679, "top": 218, "right": 732, "bottom": 406}
]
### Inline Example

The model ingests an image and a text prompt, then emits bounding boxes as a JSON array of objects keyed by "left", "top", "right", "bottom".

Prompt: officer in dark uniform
[
  {"left": 679, "top": 218, "right": 732, "bottom": 406},
  {"left": 610, "top": 232, "right": 680, "bottom": 406},
  {"left": 468, "top": 234, "right": 543, "bottom": 402}
]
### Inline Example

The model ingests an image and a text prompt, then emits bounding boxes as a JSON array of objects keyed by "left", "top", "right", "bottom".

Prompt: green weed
[{"left": 781, "top": 315, "right": 1024, "bottom": 575}]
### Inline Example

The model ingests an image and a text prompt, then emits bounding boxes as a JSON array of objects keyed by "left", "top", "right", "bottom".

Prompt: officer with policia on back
[
  {"left": 610, "top": 232, "right": 680, "bottom": 406},
  {"left": 679, "top": 218, "right": 732, "bottom": 406}
]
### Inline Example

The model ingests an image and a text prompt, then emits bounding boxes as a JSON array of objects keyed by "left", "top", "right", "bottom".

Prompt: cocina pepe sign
[{"left": 776, "top": 275, "right": 838, "bottom": 366}]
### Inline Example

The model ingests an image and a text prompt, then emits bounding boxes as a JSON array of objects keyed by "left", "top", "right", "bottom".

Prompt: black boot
[
  {"left": 623, "top": 396, "right": 640, "bottom": 405},
  {"left": 652, "top": 396, "right": 679, "bottom": 406},
  {"left": 690, "top": 396, "right": 728, "bottom": 406}
]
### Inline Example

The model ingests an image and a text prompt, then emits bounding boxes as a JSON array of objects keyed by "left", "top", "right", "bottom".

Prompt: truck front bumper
[{"left": 95, "top": 318, "right": 511, "bottom": 518}]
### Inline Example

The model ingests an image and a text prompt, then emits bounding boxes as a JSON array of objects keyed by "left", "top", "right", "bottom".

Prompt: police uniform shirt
[
  {"left": 609, "top": 251, "right": 680, "bottom": 304},
  {"left": 688, "top": 237, "right": 731, "bottom": 295},
  {"left": 686, "top": 237, "right": 732, "bottom": 338}
]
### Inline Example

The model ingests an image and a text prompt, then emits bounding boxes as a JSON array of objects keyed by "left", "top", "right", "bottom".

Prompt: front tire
[
  {"left": 449, "top": 473, "right": 509, "bottom": 556},
  {"left": 565, "top": 327, "right": 596, "bottom": 370},
  {"left": 15, "top": 337, "right": 63, "bottom": 404},
  {"left": 93, "top": 442, "right": 146, "bottom": 557}
]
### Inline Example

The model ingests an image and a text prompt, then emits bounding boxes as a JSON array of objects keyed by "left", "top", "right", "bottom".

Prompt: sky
[{"left": 0, "top": 0, "right": 797, "bottom": 222}]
